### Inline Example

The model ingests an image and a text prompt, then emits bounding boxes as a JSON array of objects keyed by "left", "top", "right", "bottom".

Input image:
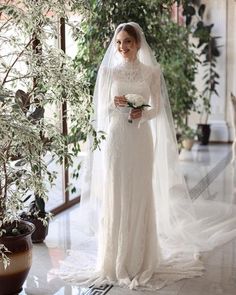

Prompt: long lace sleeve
[
  {"left": 108, "top": 91, "right": 116, "bottom": 117},
  {"left": 140, "top": 65, "right": 160, "bottom": 123}
]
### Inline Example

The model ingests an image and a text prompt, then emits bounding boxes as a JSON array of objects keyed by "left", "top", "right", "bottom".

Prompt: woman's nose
[{"left": 120, "top": 42, "right": 127, "bottom": 50}]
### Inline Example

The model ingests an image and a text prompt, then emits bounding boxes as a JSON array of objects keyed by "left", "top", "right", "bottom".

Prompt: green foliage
[
  {"left": 0, "top": 94, "right": 49, "bottom": 225},
  {"left": 157, "top": 21, "right": 198, "bottom": 130},
  {"left": 72, "top": 0, "right": 198, "bottom": 131},
  {"left": 180, "top": 125, "right": 198, "bottom": 140},
  {"left": 0, "top": 244, "right": 10, "bottom": 269},
  {"left": 0, "top": 0, "right": 103, "bottom": 263},
  {"left": 185, "top": 1, "right": 221, "bottom": 123}
]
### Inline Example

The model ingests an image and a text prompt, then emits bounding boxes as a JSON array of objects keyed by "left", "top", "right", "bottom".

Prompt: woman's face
[{"left": 116, "top": 30, "right": 139, "bottom": 61}]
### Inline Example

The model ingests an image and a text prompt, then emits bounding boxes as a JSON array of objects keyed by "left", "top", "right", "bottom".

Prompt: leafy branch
[{"left": 1, "top": 37, "right": 34, "bottom": 86}]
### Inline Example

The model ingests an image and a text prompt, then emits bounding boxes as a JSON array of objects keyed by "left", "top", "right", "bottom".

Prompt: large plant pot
[
  {"left": 21, "top": 212, "right": 49, "bottom": 243},
  {"left": 30, "top": 217, "right": 49, "bottom": 243},
  {"left": 197, "top": 124, "right": 211, "bottom": 145},
  {"left": 0, "top": 220, "right": 35, "bottom": 295},
  {"left": 176, "top": 132, "right": 182, "bottom": 153}
]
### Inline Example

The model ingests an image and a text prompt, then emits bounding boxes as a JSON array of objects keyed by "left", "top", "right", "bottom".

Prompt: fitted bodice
[{"left": 110, "top": 60, "right": 153, "bottom": 114}]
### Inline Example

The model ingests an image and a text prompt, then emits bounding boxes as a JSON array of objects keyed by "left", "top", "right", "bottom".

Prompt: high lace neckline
[
  {"left": 120, "top": 58, "right": 140, "bottom": 68},
  {"left": 115, "top": 58, "right": 143, "bottom": 82}
]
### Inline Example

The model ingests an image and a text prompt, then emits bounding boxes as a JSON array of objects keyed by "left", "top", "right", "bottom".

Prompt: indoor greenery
[
  {"left": 0, "top": 0, "right": 103, "bottom": 266},
  {"left": 183, "top": 0, "right": 221, "bottom": 124}
]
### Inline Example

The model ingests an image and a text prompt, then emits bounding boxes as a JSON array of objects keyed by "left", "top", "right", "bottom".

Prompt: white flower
[
  {"left": 125, "top": 94, "right": 145, "bottom": 107},
  {"left": 125, "top": 94, "right": 150, "bottom": 123}
]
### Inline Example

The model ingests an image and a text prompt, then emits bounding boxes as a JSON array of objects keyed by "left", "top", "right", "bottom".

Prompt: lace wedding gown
[
  {"left": 57, "top": 60, "right": 204, "bottom": 290},
  {"left": 98, "top": 59, "right": 159, "bottom": 286},
  {"left": 56, "top": 21, "right": 236, "bottom": 290}
]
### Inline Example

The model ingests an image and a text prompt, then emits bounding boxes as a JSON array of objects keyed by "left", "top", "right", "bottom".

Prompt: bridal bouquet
[{"left": 125, "top": 94, "right": 150, "bottom": 123}]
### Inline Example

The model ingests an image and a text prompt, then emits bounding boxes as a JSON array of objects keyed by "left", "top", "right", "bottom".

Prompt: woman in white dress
[
  {"left": 61, "top": 22, "right": 236, "bottom": 290},
  {"left": 97, "top": 24, "right": 159, "bottom": 286}
]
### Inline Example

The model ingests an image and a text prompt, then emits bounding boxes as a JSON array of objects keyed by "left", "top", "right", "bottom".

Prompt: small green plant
[{"left": 181, "top": 126, "right": 197, "bottom": 140}]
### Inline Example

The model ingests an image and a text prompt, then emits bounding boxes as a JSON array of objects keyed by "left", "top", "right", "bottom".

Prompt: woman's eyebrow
[{"left": 116, "top": 37, "right": 132, "bottom": 41}]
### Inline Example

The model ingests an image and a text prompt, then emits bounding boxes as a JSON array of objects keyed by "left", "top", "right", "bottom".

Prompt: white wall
[{"left": 226, "top": 0, "right": 236, "bottom": 141}]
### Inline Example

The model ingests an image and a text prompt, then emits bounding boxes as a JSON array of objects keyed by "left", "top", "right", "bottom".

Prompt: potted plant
[
  {"left": 181, "top": 126, "right": 197, "bottom": 151},
  {"left": 0, "top": 91, "right": 46, "bottom": 295},
  {"left": 184, "top": 1, "right": 221, "bottom": 145},
  {"left": 21, "top": 195, "right": 51, "bottom": 243},
  {"left": 0, "top": 1, "right": 103, "bottom": 294},
  {"left": 9, "top": 89, "right": 52, "bottom": 244}
]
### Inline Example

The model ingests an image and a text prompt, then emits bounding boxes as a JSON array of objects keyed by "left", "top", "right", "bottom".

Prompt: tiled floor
[{"left": 19, "top": 143, "right": 236, "bottom": 295}]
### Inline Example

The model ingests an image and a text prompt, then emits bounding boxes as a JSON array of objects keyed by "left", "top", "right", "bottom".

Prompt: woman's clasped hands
[{"left": 114, "top": 96, "right": 142, "bottom": 120}]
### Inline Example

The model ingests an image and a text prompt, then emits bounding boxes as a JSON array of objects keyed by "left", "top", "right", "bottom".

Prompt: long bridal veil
[{"left": 57, "top": 22, "right": 236, "bottom": 288}]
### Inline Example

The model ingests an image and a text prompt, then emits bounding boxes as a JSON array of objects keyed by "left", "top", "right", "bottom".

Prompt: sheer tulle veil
[{"left": 79, "top": 21, "right": 236, "bottom": 270}]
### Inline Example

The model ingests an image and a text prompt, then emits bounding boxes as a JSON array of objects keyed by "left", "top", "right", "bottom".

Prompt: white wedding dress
[
  {"left": 98, "top": 59, "right": 159, "bottom": 285},
  {"left": 57, "top": 22, "right": 236, "bottom": 290},
  {"left": 57, "top": 60, "right": 205, "bottom": 290}
]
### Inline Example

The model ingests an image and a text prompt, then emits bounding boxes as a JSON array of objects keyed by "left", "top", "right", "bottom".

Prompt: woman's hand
[
  {"left": 130, "top": 108, "right": 142, "bottom": 120},
  {"left": 114, "top": 95, "right": 127, "bottom": 107}
]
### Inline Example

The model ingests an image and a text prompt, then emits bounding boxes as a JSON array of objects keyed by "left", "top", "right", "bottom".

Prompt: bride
[{"left": 60, "top": 22, "right": 236, "bottom": 290}]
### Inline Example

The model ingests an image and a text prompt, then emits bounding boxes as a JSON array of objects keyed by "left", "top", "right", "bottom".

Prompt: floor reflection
[
  {"left": 22, "top": 244, "right": 66, "bottom": 295},
  {"left": 21, "top": 285, "right": 84, "bottom": 295},
  {"left": 18, "top": 143, "right": 236, "bottom": 295}
]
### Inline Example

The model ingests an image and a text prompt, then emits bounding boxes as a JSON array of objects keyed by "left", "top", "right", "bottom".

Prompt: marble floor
[{"left": 19, "top": 143, "right": 236, "bottom": 295}]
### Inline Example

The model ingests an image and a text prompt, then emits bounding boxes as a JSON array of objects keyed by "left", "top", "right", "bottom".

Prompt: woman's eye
[{"left": 116, "top": 41, "right": 121, "bottom": 44}]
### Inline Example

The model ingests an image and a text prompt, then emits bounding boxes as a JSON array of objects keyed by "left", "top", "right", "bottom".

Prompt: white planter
[{"left": 182, "top": 138, "right": 194, "bottom": 151}]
